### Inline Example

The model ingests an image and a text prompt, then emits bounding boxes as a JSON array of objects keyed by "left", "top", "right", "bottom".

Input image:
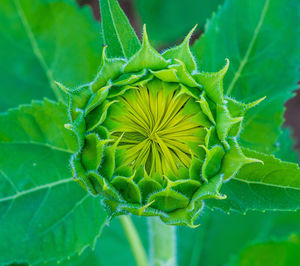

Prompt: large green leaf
[
  {"left": 0, "top": 100, "right": 107, "bottom": 265},
  {"left": 85, "top": 208, "right": 300, "bottom": 266},
  {"left": 206, "top": 148, "right": 300, "bottom": 213},
  {"left": 192, "top": 0, "right": 300, "bottom": 154},
  {"left": 134, "top": 0, "right": 224, "bottom": 47},
  {"left": 54, "top": 216, "right": 149, "bottom": 266},
  {"left": 51, "top": 209, "right": 300, "bottom": 266},
  {"left": 178, "top": 208, "right": 300, "bottom": 266},
  {"left": 0, "top": 99, "right": 77, "bottom": 152},
  {"left": 0, "top": 0, "right": 102, "bottom": 111},
  {"left": 99, "top": 0, "right": 140, "bottom": 59}
]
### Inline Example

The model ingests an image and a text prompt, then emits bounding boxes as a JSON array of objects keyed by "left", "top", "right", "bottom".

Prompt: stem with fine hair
[
  {"left": 119, "top": 215, "right": 148, "bottom": 266},
  {"left": 148, "top": 217, "right": 177, "bottom": 266}
]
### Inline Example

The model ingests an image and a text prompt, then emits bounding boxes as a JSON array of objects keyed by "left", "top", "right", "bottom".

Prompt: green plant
[{"left": 0, "top": 0, "right": 299, "bottom": 265}]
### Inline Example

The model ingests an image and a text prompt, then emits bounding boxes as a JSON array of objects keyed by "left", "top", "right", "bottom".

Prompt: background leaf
[
  {"left": 274, "top": 127, "right": 299, "bottom": 163},
  {"left": 61, "top": 208, "right": 300, "bottom": 266},
  {"left": 100, "top": 0, "right": 140, "bottom": 58},
  {"left": 0, "top": 0, "right": 102, "bottom": 110},
  {"left": 0, "top": 100, "right": 107, "bottom": 265},
  {"left": 207, "top": 148, "right": 300, "bottom": 213},
  {"left": 192, "top": 0, "right": 300, "bottom": 154},
  {"left": 41, "top": 216, "right": 149, "bottom": 266},
  {"left": 0, "top": 99, "right": 77, "bottom": 152},
  {"left": 178, "top": 208, "right": 300, "bottom": 266},
  {"left": 134, "top": 0, "right": 224, "bottom": 48}
]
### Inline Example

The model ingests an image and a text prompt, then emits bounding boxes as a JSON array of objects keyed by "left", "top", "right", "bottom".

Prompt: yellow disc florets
[{"left": 108, "top": 83, "right": 204, "bottom": 176}]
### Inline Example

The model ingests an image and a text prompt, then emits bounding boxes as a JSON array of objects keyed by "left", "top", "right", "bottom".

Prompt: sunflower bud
[{"left": 59, "top": 25, "right": 263, "bottom": 227}]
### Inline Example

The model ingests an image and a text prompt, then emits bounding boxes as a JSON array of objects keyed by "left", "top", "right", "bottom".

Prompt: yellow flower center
[{"left": 109, "top": 82, "right": 203, "bottom": 176}]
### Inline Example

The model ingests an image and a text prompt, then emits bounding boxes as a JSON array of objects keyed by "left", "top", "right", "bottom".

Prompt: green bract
[{"left": 58, "top": 25, "right": 263, "bottom": 227}]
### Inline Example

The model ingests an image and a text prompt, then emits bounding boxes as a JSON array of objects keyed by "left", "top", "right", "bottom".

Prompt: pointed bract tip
[
  {"left": 203, "top": 127, "right": 210, "bottom": 134},
  {"left": 113, "top": 132, "right": 124, "bottom": 147},
  {"left": 99, "top": 84, "right": 112, "bottom": 92},
  {"left": 55, "top": 81, "right": 70, "bottom": 94},
  {"left": 102, "top": 178, "right": 108, "bottom": 190},
  {"left": 142, "top": 166, "right": 149, "bottom": 178},
  {"left": 139, "top": 200, "right": 155, "bottom": 215},
  {"left": 214, "top": 58, "right": 230, "bottom": 79},
  {"left": 101, "top": 45, "right": 108, "bottom": 61},
  {"left": 147, "top": 200, "right": 155, "bottom": 206},
  {"left": 259, "top": 96, "right": 267, "bottom": 102},
  {"left": 245, "top": 96, "right": 266, "bottom": 110},
  {"left": 189, "top": 223, "right": 201, "bottom": 228},
  {"left": 232, "top": 116, "right": 244, "bottom": 124},
  {"left": 174, "top": 58, "right": 183, "bottom": 65},
  {"left": 64, "top": 123, "right": 73, "bottom": 130},
  {"left": 190, "top": 24, "right": 198, "bottom": 35},
  {"left": 163, "top": 175, "right": 175, "bottom": 189},
  {"left": 142, "top": 24, "right": 149, "bottom": 43},
  {"left": 173, "top": 86, "right": 186, "bottom": 101},
  {"left": 223, "top": 58, "right": 230, "bottom": 71},
  {"left": 128, "top": 170, "right": 136, "bottom": 181},
  {"left": 247, "top": 157, "right": 264, "bottom": 165},
  {"left": 184, "top": 24, "right": 198, "bottom": 43},
  {"left": 198, "top": 144, "right": 209, "bottom": 154},
  {"left": 217, "top": 193, "right": 227, "bottom": 200}
]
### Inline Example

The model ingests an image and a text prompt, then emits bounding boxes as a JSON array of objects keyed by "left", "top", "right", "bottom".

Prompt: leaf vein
[
  {"left": 233, "top": 177, "right": 300, "bottom": 191},
  {"left": 0, "top": 177, "right": 73, "bottom": 203},
  {"left": 0, "top": 141, "right": 73, "bottom": 154},
  {"left": 26, "top": 188, "right": 51, "bottom": 237},
  {"left": 39, "top": 193, "right": 89, "bottom": 237},
  {"left": 226, "top": 0, "right": 270, "bottom": 95},
  {"left": 107, "top": 0, "right": 126, "bottom": 58},
  {"left": 0, "top": 169, "right": 19, "bottom": 193},
  {"left": 13, "top": 0, "right": 60, "bottom": 100}
]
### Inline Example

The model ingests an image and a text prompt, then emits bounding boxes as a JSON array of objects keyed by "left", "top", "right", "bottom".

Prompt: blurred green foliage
[
  {"left": 134, "top": 0, "right": 224, "bottom": 47},
  {"left": 55, "top": 208, "right": 300, "bottom": 265}
]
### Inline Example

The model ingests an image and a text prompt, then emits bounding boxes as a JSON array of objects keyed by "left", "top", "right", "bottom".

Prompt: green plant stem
[
  {"left": 119, "top": 215, "right": 148, "bottom": 266},
  {"left": 148, "top": 217, "right": 177, "bottom": 266}
]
